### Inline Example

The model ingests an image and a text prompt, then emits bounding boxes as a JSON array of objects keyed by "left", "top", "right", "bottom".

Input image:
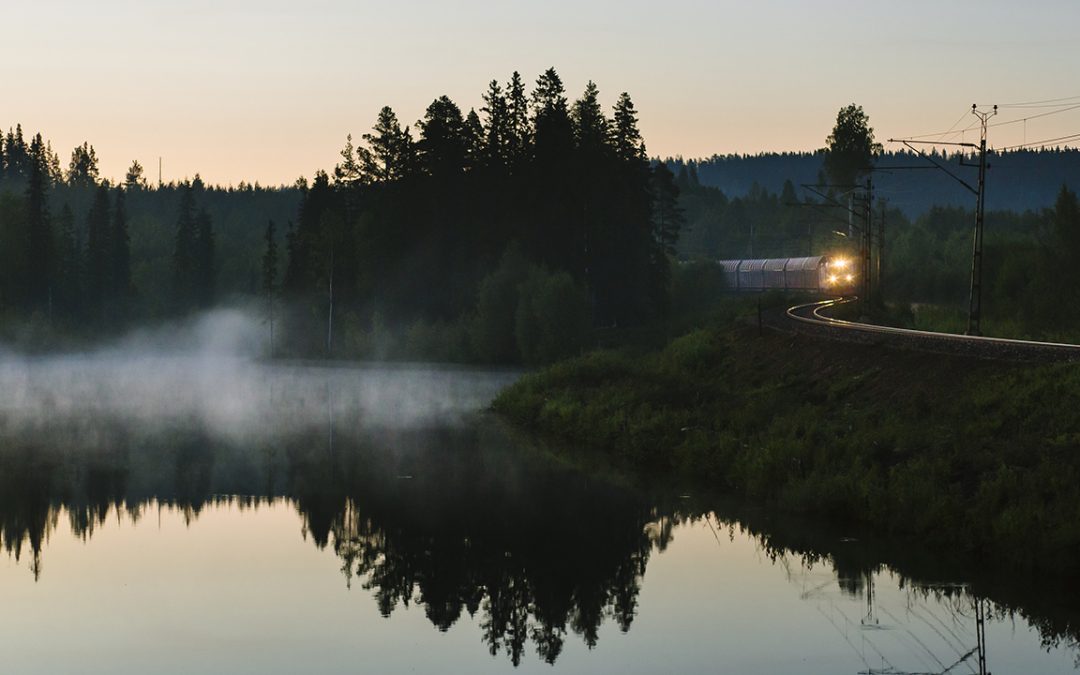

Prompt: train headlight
[
  {"left": 845, "top": 274, "right": 854, "bottom": 282},
  {"left": 832, "top": 257, "right": 850, "bottom": 269},
  {"left": 827, "top": 274, "right": 838, "bottom": 285}
]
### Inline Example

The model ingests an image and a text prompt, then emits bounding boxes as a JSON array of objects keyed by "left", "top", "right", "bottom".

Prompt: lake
[{"left": 1, "top": 354, "right": 1077, "bottom": 673}]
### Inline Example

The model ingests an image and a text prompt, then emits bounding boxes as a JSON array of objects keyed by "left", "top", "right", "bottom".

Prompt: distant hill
[{"left": 664, "top": 148, "right": 1080, "bottom": 216}]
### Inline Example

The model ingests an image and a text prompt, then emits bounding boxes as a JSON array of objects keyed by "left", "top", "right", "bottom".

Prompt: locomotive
[{"left": 716, "top": 255, "right": 856, "bottom": 294}]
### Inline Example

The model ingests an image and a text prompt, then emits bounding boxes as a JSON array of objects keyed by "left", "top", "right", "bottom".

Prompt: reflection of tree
[
  {"left": 0, "top": 444, "right": 56, "bottom": 580},
  {"left": 285, "top": 423, "right": 659, "bottom": 665},
  {"left": 3, "top": 417, "right": 1079, "bottom": 668}
]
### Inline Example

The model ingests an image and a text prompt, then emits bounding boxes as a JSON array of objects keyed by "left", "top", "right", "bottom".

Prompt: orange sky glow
[{"left": 4, "top": 0, "right": 1078, "bottom": 186}]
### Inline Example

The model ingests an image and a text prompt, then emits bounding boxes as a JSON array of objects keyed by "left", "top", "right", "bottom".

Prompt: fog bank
[{"left": 0, "top": 309, "right": 519, "bottom": 439}]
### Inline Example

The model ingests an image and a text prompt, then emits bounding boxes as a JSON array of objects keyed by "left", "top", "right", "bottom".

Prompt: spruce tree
[
  {"left": 45, "top": 142, "right": 63, "bottom": 186},
  {"left": 194, "top": 208, "right": 215, "bottom": 308},
  {"left": 56, "top": 203, "right": 80, "bottom": 318},
  {"left": 611, "top": 93, "right": 646, "bottom": 162},
  {"left": 463, "top": 109, "right": 485, "bottom": 170},
  {"left": 481, "top": 79, "right": 510, "bottom": 167},
  {"left": 172, "top": 182, "right": 197, "bottom": 313},
  {"left": 651, "top": 163, "right": 684, "bottom": 256},
  {"left": 531, "top": 68, "right": 572, "bottom": 160},
  {"left": 262, "top": 220, "right": 278, "bottom": 353},
  {"left": 506, "top": 71, "right": 531, "bottom": 168},
  {"left": 25, "top": 134, "right": 53, "bottom": 313},
  {"left": 5, "top": 125, "right": 29, "bottom": 181},
  {"left": 572, "top": 81, "right": 608, "bottom": 154},
  {"left": 111, "top": 187, "right": 131, "bottom": 315},
  {"left": 84, "top": 185, "right": 112, "bottom": 320}
]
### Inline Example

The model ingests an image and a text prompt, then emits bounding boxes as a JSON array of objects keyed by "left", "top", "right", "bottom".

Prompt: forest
[
  {"left": 672, "top": 147, "right": 1080, "bottom": 216},
  {"left": 672, "top": 158, "right": 1080, "bottom": 338},
  {"left": 3, "top": 88, "right": 1079, "bottom": 358},
  {"left": 0, "top": 69, "right": 681, "bottom": 363}
]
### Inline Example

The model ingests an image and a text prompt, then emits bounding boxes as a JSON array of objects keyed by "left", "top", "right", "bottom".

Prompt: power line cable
[
  {"left": 896, "top": 103, "right": 1080, "bottom": 143},
  {"left": 988, "top": 102, "right": 1080, "bottom": 129},
  {"left": 997, "top": 131, "right": 1080, "bottom": 151},
  {"left": 900, "top": 110, "right": 975, "bottom": 141},
  {"left": 998, "top": 94, "right": 1080, "bottom": 107}
]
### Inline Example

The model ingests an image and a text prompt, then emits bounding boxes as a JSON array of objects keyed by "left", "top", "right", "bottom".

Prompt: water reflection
[{"left": 0, "top": 364, "right": 1078, "bottom": 671}]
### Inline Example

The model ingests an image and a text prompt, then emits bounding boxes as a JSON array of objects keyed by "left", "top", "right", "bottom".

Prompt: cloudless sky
[{"left": 3, "top": 0, "right": 1079, "bottom": 185}]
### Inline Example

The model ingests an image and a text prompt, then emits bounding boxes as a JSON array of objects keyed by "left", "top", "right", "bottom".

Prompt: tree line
[
  {"left": 671, "top": 147, "right": 1080, "bottom": 217},
  {"left": 1, "top": 69, "right": 684, "bottom": 361},
  {"left": 275, "top": 68, "right": 682, "bottom": 360},
  {"left": 0, "top": 128, "right": 229, "bottom": 336}
]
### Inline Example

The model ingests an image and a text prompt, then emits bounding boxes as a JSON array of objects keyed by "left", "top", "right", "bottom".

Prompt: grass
[{"left": 493, "top": 318, "right": 1080, "bottom": 576}]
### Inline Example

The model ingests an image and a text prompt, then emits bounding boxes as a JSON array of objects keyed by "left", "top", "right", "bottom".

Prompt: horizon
[{"left": 5, "top": 0, "right": 1080, "bottom": 186}]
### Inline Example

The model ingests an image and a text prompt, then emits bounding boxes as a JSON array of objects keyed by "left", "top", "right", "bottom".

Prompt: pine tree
[
  {"left": 125, "top": 160, "right": 146, "bottom": 190},
  {"left": 418, "top": 95, "right": 467, "bottom": 176},
  {"left": 333, "top": 134, "right": 363, "bottom": 186},
  {"left": 359, "top": 106, "right": 417, "bottom": 183},
  {"left": 67, "top": 142, "right": 100, "bottom": 187}
]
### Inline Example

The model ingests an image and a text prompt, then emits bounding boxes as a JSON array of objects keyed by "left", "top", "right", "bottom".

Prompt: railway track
[{"left": 783, "top": 297, "right": 1080, "bottom": 362}]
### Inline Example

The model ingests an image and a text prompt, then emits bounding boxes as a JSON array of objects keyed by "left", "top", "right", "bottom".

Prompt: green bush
[
  {"left": 471, "top": 244, "right": 531, "bottom": 364},
  {"left": 515, "top": 268, "right": 592, "bottom": 365}
]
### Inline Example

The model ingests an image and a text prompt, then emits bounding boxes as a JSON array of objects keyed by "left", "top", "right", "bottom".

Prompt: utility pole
[
  {"left": 891, "top": 104, "right": 995, "bottom": 335},
  {"left": 864, "top": 178, "right": 873, "bottom": 308},
  {"left": 968, "top": 104, "right": 997, "bottom": 336},
  {"left": 327, "top": 246, "right": 334, "bottom": 355},
  {"left": 878, "top": 200, "right": 886, "bottom": 303}
]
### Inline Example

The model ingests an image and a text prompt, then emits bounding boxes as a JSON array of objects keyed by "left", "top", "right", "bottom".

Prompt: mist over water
[
  {"left": 0, "top": 308, "right": 519, "bottom": 439},
  {"left": 1, "top": 310, "right": 1079, "bottom": 672}
]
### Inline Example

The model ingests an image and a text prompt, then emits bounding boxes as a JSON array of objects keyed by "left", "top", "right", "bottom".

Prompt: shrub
[{"left": 515, "top": 268, "right": 592, "bottom": 364}]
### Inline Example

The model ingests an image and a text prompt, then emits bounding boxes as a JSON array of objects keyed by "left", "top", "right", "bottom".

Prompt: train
[{"left": 716, "top": 255, "right": 856, "bottom": 294}]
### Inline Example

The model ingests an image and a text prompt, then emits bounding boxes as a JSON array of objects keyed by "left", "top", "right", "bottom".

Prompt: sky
[{"left": 3, "top": 0, "right": 1079, "bottom": 186}]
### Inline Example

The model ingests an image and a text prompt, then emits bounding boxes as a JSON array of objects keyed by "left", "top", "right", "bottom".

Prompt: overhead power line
[
  {"left": 997, "top": 132, "right": 1080, "bottom": 152},
  {"left": 895, "top": 102, "right": 1080, "bottom": 142},
  {"left": 987, "top": 102, "right": 1080, "bottom": 129},
  {"left": 998, "top": 93, "right": 1080, "bottom": 107}
]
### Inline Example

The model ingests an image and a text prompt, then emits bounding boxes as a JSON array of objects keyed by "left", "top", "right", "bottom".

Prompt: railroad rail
[{"left": 784, "top": 297, "right": 1080, "bottom": 362}]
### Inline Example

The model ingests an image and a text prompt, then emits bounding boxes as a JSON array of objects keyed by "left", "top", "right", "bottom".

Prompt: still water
[{"left": 1, "top": 354, "right": 1077, "bottom": 673}]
